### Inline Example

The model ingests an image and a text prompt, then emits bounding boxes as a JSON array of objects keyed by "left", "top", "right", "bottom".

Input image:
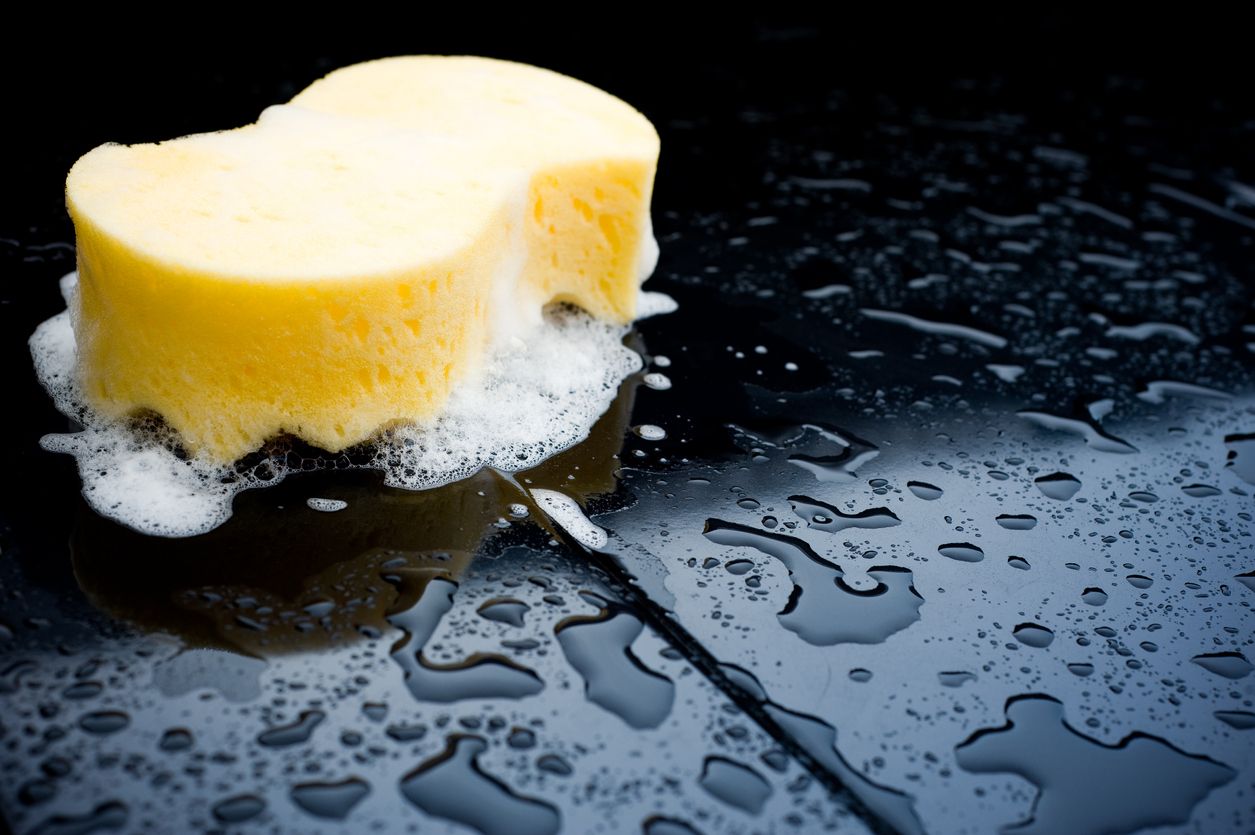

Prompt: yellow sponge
[{"left": 66, "top": 56, "right": 659, "bottom": 463}]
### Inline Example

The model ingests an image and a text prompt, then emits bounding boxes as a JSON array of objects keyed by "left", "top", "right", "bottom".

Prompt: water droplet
[
  {"left": 158, "top": 728, "right": 194, "bottom": 752},
  {"left": 1067, "top": 663, "right": 1095, "bottom": 677},
  {"left": 291, "top": 777, "right": 370, "bottom": 820},
  {"left": 40, "top": 758, "right": 70, "bottom": 779},
  {"left": 860, "top": 308, "right": 1007, "bottom": 348},
  {"left": 939, "top": 543, "right": 984, "bottom": 563},
  {"left": 1181, "top": 484, "right": 1221, "bottom": 498},
  {"left": 400, "top": 735, "right": 560, "bottom": 835},
  {"left": 724, "top": 559, "right": 754, "bottom": 575},
  {"left": 787, "top": 436, "right": 880, "bottom": 484},
  {"left": 957, "top": 695, "right": 1234, "bottom": 834},
  {"left": 907, "top": 481, "right": 944, "bottom": 500},
  {"left": 996, "top": 514, "right": 1038, "bottom": 530},
  {"left": 536, "top": 754, "right": 573, "bottom": 776},
  {"left": 1018, "top": 410, "right": 1137, "bottom": 454},
  {"left": 385, "top": 722, "right": 427, "bottom": 742},
  {"left": 642, "top": 372, "right": 672, "bottom": 391},
  {"left": 1034, "top": 472, "right": 1081, "bottom": 500},
  {"left": 78, "top": 711, "right": 129, "bottom": 735},
  {"left": 705, "top": 520, "right": 923, "bottom": 645},
  {"left": 387, "top": 576, "right": 543, "bottom": 702},
  {"left": 1081, "top": 588, "right": 1109, "bottom": 606},
  {"left": 0, "top": 660, "right": 34, "bottom": 696},
  {"left": 477, "top": 598, "right": 530, "bottom": 628},
  {"left": 1128, "top": 491, "right": 1159, "bottom": 503},
  {"left": 698, "top": 756, "right": 772, "bottom": 814},
  {"left": 633, "top": 424, "right": 667, "bottom": 441},
  {"left": 939, "top": 671, "right": 977, "bottom": 688},
  {"left": 1224, "top": 433, "right": 1255, "bottom": 484},
  {"left": 28, "top": 801, "right": 128, "bottom": 834},
  {"left": 1013, "top": 623, "right": 1055, "bottom": 648},
  {"left": 1191, "top": 652, "right": 1252, "bottom": 679},
  {"left": 789, "top": 495, "right": 901, "bottom": 533},
  {"left": 556, "top": 607, "right": 674, "bottom": 729},
  {"left": 849, "top": 668, "right": 873, "bottom": 683},
  {"left": 303, "top": 599, "right": 335, "bottom": 617},
  {"left": 1214, "top": 711, "right": 1255, "bottom": 730},
  {"left": 1126, "top": 574, "right": 1153, "bottom": 589},
  {"left": 212, "top": 794, "right": 266, "bottom": 824},
  {"left": 987, "top": 364, "right": 1026, "bottom": 383},
  {"left": 507, "top": 727, "right": 536, "bottom": 749},
  {"left": 61, "top": 681, "right": 102, "bottom": 700},
  {"left": 257, "top": 709, "right": 325, "bottom": 747},
  {"left": 734, "top": 421, "right": 878, "bottom": 482},
  {"left": 643, "top": 816, "right": 702, "bottom": 835},
  {"left": 1008, "top": 556, "right": 1031, "bottom": 570}
]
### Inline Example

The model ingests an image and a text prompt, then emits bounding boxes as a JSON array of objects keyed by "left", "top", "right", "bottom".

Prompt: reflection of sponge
[{"left": 66, "top": 56, "right": 660, "bottom": 463}]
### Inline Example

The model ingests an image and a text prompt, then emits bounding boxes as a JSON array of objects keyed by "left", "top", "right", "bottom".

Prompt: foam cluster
[{"left": 32, "top": 272, "right": 673, "bottom": 537}]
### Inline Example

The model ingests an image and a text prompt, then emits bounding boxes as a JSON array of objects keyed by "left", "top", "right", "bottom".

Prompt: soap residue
[
  {"left": 305, "top": 498, "right": 348, "bottom": 513},
  {"left": 529, "top": 489, "right": 609, "bottom": 550},
  {"left": 32, "top": 272, "right": 674, "bottom": 537}
]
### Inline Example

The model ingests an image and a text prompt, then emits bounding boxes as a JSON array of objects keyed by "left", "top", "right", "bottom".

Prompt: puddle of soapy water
[{"left": 30, "top": 272, "right": 676, "bottom": 537}]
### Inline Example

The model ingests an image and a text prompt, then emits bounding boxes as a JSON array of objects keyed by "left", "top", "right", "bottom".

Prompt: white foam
[
  {"left": 306, "top": 498, "right": 348, "bottom": 512},
  {"left": 642, "top": 372, "right": 672, "bottom": 391},
  {"left": 633, "top": 424, "right": 667, "bottom": 441},
  {"left": 530, "top": 488, "right": 608, "bottom": 550},
  {"left": 636, "top": 290, "right": 679, "bottom": 319},
  {"left": 32, "top": 272, "right": 670, "bottom": 538}
]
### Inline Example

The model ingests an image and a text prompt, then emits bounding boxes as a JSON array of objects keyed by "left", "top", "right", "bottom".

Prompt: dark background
[
  {"left": 3, "top": 14, "right": 1250, "bottom": 239},
  {"left": 2, "top": 12, "right": 1250, "bottom": 595}
]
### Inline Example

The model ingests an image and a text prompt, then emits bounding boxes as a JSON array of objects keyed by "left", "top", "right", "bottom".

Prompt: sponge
[{"left": 65, "top": 55, "right": 660, "bottom": 463}]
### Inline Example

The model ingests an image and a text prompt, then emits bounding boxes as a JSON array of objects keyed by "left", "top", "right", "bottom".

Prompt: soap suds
[
  {"left": 530, "top": 489, "right": 608, "bottom": 550},
  {"left": 306, "top": 498, "right": 348, "bottom": 512},
  {"left": 642, "top": 372, "right": 672, "bottom": 391},
  {"left": 636, "top": 291, "right": 679, "bottom": 319},
  {"left": 33, "top": 272, "right": 671, "bottom": 538},
  {"left": 633, "top": 424, "right": 667, "bottom": 441}
]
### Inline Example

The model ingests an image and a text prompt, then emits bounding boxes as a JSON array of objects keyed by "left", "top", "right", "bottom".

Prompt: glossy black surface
[{"left": 3, "top": 21, "right": 1254, "bottom": 835}]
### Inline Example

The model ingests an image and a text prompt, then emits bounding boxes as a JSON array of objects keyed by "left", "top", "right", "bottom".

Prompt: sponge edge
[
  {"left": 291, "top": 55, "right": 661, "bottom": 321},
  {"left": 64, "top": 55, "right": 661, "bottom": 464}
]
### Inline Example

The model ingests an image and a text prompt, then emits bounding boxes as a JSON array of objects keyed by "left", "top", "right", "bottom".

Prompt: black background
[
  {"left": 2, "top": 11, "right": 1250, "bottom": 591},
  {"left": 3, "top": 14, "right": 1249, "bottom": 239}
]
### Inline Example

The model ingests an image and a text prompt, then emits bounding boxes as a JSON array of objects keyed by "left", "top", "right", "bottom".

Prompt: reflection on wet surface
[
  {"left": 5, "top": 57, "right": 1255, "bottom": 835},
  {"left": 956, "top": 695, "right": 1235, "bottom": 835},
  {"left": 400, "top": 734, "right": 561, "bottom": 835},
  {"left": 703, "top": 519, "right": 924, "bottom": 645},
  {"left": 555, "top": 599, "right": 676, "bottom": 729}
]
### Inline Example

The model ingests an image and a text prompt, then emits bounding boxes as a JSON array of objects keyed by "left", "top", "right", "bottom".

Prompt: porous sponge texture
[{"left": 66, "top": 55, "right": 659, "bottom": 462}]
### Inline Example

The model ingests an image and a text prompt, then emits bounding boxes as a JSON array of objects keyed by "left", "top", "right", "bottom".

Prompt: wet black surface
[{"left": 3, "top": 22, "right": 1255, "bottom": 835}]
